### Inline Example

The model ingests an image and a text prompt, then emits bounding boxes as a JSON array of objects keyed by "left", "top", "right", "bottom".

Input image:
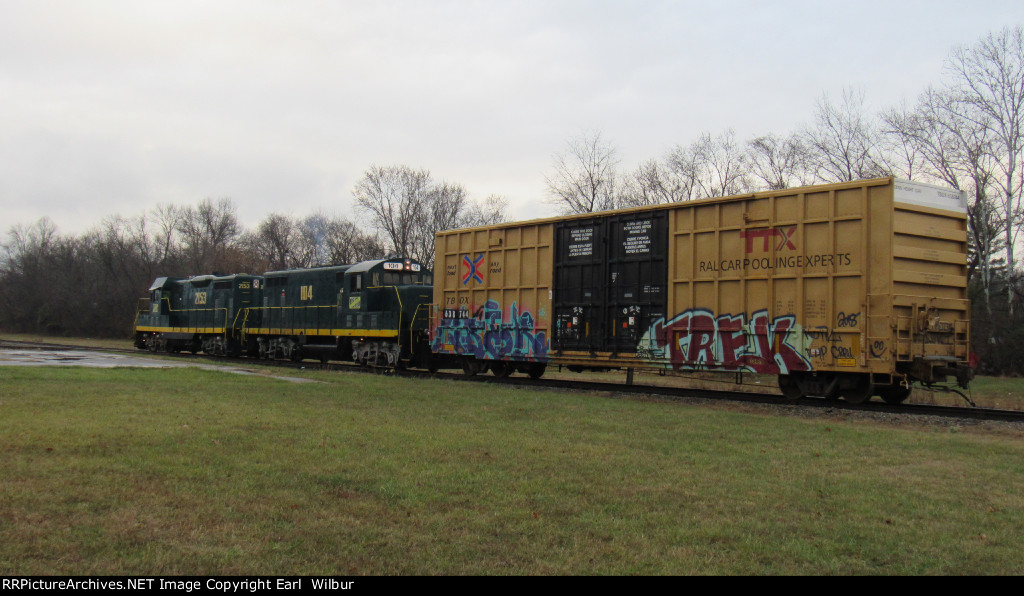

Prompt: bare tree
[
  {"left": 354, "top": 165, "right": 504, "bottom": 269},
  {"left": 649, "top": 130, "right": 755, "bottom": 202},
  {"left": 248, "top": 213, "right": 297, "bottom": 270},
  {"left": 805, "top": 87, "right": 889, "bottom": 182},
  {"left": 411, "top": 180, "right": 468, "bottom": 269},
  {"left": 691, "top": 129, "right": 753, "bottom": 197},
  {"left": 746, "top": 132, "right": 813, "bottom": 190},
  {"left": 618, "top": 159, "right": 687, "bottom": 207},
  {"left": 320, "top": 216, "right": 386, "bottom": 265},
  {"left": 463, "top": 194, "right": 509, "bottom": 226},
  {"left": 662, "top": 146, "right": 704, "bottom": 201},
  {"left": 151, "top": 203, "right": 182, "bottom": 269},
  {"left": 353, "top": 165, "right": 432, "bottom": 260},
  {"left": 878, "top": 101, "right": 930, "bottom": 180},
  {"left": 545, "top": 131, "right": 620, "bottom": 214},
  {"left": 947, "top": 26, "right": 1024, "bottom": 314},
  {"left": 176, "top": 198, "right": 242, "bottom": 273},
  {"left": 0, "top": 218, "right": 89, "bottom": 335}
]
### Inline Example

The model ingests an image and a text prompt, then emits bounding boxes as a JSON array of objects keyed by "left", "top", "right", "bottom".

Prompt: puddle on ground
[{"left": 0, "top": 349, "right": 321, "bottom": 383}]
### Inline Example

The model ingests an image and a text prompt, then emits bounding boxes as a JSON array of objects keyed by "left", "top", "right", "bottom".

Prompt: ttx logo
[{"left": 740, "top": 226, "right": 797, "bottom": 253}]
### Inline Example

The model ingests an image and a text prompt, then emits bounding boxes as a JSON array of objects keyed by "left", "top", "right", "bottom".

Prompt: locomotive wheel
[
  {"left": 778, "top": 375, "right": 804, "bottom": 401},
  {"left": 490, "top": 361, "right": 513, "bottom": 378},
  {"left": 878, "top": 384, "right": 912, "bottom": 404},
  {"left": 375, "top": 353, "right": 392, "bottom": 374},
  {"left": 840, "top": 375, "right": 874, "bottom": 404}
]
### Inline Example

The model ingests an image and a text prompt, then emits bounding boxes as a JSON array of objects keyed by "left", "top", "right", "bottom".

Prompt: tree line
[
  {"left": 544, "top": 27, "right": 1024, "bottom": 374},
  {"left": 0, "top": 166, "right": 505, "bottom": 339}
]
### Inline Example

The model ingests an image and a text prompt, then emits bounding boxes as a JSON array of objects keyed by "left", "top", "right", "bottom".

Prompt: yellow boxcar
[{"left": 431, "top": 177, "right": 972, "bottom": 402}]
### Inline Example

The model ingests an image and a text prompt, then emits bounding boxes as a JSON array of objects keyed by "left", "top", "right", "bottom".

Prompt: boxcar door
[
  {"left": 604, "top": 213, "right": 668, "bottom": 355},
  {"left": 553, "top": 220, "right": 604, "bottom": 352}
]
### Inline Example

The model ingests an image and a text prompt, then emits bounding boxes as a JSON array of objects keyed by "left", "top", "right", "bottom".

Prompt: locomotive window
[
  {"left": 424, "top": 274, "right": 433, "bottom": 285},
  {"left": 383, "top": 272, "right": 397, "bottom": 285},
  {"left": 214, "top": 281, "right": 231, "bottom": 290},
  {"left": 372, "top": 273, "right": 380, "bottom": 287},
  {"left": 350, "top": 274, "right": 362, "bottom": 292}
]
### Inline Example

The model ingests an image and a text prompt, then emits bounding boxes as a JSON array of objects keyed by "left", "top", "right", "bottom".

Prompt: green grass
[{"left": 1, "top": 365, "right": 1023, "bottom": 575}]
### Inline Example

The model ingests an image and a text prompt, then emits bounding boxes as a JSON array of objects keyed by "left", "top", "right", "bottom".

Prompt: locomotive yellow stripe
[
  {"left": 246, "top": 328, "right": 398, "bottom": 337},
  {"left": 135, "top": 327, "right": 226, "bottom": 334},
  {"left": 137, "top": 326, "right": 400, "bottom": 338}
]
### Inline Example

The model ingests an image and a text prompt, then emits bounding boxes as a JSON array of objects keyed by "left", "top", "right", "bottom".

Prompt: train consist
[{"left": 136, "top": 177, "right": 974, "bottom": 403}]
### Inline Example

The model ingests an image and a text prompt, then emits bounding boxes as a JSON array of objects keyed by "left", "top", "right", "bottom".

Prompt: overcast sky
[{"left": 2, "top": 0, "right": 1024, "bottom": 235}]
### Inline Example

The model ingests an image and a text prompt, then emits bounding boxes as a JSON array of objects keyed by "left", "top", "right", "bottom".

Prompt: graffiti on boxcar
[
  {"left": 807, "top": 346, "right": 828, "bottom": 360},
  {"left": 832, "top": 345, "right": 855, "bottom": 359},
  {"left": 432, "top": 299, "right": 548, "bottom": 361},
  {"left": 836, "top": 312, "right": 861, "bottom": 328},
  {"left": 804, "top": 325, "right": 838, "bottom": 343},
  {"left": 637, "top": 308, "right": 813, "bottom": 374}
]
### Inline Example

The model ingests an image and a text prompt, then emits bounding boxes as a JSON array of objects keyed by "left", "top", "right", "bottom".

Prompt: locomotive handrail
[
  {"left": 232, "top": 307, "right": 252, "bottom": 332},
  {"left": 135, "top": 296, "right": 230, "bottom": 332},
  {"left": 255, "top": 304, "right": 335, "bottom": 333},
  {"left": 409, "top": 303, "right": 433, "bottom": 358},
  {"left": 388, "top": 286, "right": 406, "bottom": 353}
]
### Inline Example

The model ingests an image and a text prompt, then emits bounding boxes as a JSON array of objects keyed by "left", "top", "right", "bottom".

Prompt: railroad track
[{"left": 4, "top": 338, "right": 1022, "bottom": 425}]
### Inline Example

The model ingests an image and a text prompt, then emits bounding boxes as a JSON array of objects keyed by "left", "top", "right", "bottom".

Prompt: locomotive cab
[
  {"left": 134, "top": 277, "right": 183, "bottom": 350},
  {"left": 343, "top": 258, "right": 433, "bottom": 368}
]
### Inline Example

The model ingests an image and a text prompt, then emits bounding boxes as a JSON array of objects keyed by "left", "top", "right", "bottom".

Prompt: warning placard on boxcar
[
  {"left": 621, "top": 219, "right": 653, "bottom": 255},
  {"left": 568, "top": 227, "right": 595, "bottom": 258}
]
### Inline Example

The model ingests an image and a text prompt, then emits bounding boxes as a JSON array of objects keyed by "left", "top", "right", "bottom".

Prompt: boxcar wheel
[
  {"left": 527, "top": 363, "right": 546, "bottom": 379},
  {"left": 778, "top": 375, "right": 804, "bottom": 401},
  {"left": 841, "top": 375, "right": 873, "bottom": 404},
  {"left": 462, "top": 358, "right": 483, "bottom": 376},
  {"left": 490, "top": 361, "right": 513, "bottom": 378}
]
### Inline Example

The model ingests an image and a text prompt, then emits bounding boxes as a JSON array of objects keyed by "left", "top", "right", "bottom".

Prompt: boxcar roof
[{"left": 434, "top": 176, "right": 967, "bottom": 236}]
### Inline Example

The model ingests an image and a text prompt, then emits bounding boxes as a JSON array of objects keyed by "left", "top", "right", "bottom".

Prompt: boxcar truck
[{"left": 430, "top": 177, "right": 972, "bottom": 403}]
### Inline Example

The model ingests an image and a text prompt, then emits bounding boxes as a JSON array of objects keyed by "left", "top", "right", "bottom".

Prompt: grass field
[{"left": 1, "top": 363, "right": 1023, "bottom": 575}]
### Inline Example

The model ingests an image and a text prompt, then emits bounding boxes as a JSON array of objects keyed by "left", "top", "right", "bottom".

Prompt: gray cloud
[{"left": 2, "top": 0, "right": 1023, "bottom": 234}]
